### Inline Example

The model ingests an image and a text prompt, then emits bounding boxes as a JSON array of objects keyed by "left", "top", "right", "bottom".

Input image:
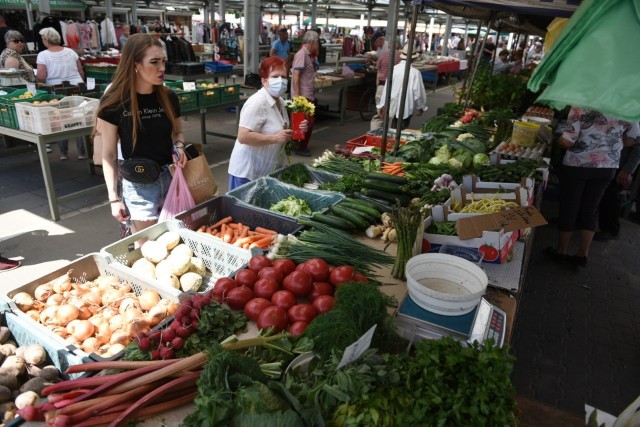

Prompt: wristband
[{"left": 109, "top": 199, "right": 121, "bottom": 204}]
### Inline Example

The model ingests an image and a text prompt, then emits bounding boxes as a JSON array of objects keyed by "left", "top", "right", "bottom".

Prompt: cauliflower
[
  {"left": 448, "top": 158, "right": 463, "bottom": 169},
  {"left": 180, "top": 272, "right": 203, "bottom": 292},
  {"left": 156, "top": 231, "right": 181, "bottom": 250},
  {"left": 131, "top": 258, "right": 156, "bottom": 280},
  {"left": 171, "top": 244, "right": 193, "bottom": 258},
  {"left": 156, "top": 274, "right": 180, "bottom": 289},
  {"left": 188, "top": 257, "right": 207, "bottom": 276},
  {"left": 141, "top": 241, "right": 168, "bottom": 264},
  {"left": 164, "top": 253, "right": 192, "bottom": 277}
]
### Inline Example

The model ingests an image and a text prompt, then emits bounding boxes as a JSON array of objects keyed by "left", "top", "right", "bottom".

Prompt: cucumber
[
  {"left": 311, "top": 213, "right": 354, "bottom": 230},
  {"left": 366, "top": 171, "right": 408, "bottom": 184},
  {"left": 350, "top": 193, "right": 394, "bottom": 213},
  {"left": 337, "top": 203, "right": 378, "bottom": 224},
  {"left": 363, "top": 178, "right": 406, "bottom": 194},
  {"left": 329, "top": 205, "right": 369, "bottom": 230},
  {"left": 343, "top": 197, "right": 381, "bottom": 211},
  {"left": 361, "top": 188, "right": 412, "bottom": 206},
  {"left": 338, "top": 201, "right": 380, "bottom": 221}
]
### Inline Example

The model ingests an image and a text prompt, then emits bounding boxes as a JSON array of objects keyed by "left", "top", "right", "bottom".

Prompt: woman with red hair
[{"left": 228, "top": 56, "right": 307, "bottom": 190}]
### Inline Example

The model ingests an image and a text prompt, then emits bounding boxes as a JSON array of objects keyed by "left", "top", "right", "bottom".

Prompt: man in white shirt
[{"left": 376, "top": 45, "right": 427, "bottom": 130}]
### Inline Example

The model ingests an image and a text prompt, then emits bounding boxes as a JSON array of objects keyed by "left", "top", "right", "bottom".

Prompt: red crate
[{"left": 346, "top": 134, "right": 406, "bottom": 152}]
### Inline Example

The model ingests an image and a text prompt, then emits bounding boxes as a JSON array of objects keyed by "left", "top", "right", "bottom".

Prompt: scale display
[{"left": 396, "top": 295, "right": 506, "bottom": 346}]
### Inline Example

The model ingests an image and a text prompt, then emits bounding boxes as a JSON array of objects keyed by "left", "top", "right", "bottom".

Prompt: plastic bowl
[
  {"left": 405, "top": 253, "right": 488, "bottom": 316},
  {"left": 525, "top": 116, "right": 551, "bottom": 126}
]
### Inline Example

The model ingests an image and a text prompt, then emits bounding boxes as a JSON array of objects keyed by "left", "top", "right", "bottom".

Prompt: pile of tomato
[{"left": 213, "top": 255, "right": 368, "bottom": 336}]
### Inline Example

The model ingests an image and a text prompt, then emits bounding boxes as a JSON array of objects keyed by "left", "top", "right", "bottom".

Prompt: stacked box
[
  {"left": 15, "top": 96, "right": 98, "bottom": 134},
  {"left": 221, "top": 84, "right": 241, "bottom": 103},
  {"left": 0, "top": 90, "right": 51, "bottom": 129}
]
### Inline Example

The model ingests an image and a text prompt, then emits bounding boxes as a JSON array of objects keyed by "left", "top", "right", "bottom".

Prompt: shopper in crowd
[
  {"left": 376, "top": 44, "right": 427, "bottom": 131},
  {"left": 0, "top": 30, "right": 36, "bottom": 83},
  {"left": 595, "top": 144, "right": 640, "bottom": 241},
  {"left": 482, "top": 36, "right": 496, "bottom": 63},
  {"left": 545, "top": 107, "right": 640, "bottom": 266},
  {"left": 0, "top": 15, "right": 9, "bottom": 54},
  {"left": 526, "top": 42, "right": 544, "bottom": 66},
  {"left": 96, "top": 34, "right": 185, "bottom": 235},
  {"left": 365, "top": 32, "right": 385, "bottom": 65},
  {"left": 370, "top": 42, "right": 401, "bottom": 130},
  {"left": 119, "top": 24, "right": 130, "bottom": 48},
  {"left": 227, "top": 56, "right": 307, "bottom": 191},
  {"left": 291, "top": 30, "right": 319, "bottom": 157},
  {"left": 269, "top": 28, "right": 292, "bottom": 62},
  {"left": 492, "top": 49, "right": 515, "bottom": 75},
  {"left": 37, "top": 27, "right": 87, "bottom": 160}
]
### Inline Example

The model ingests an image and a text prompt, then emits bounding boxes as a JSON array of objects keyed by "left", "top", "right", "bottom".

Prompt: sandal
[
  {"left": 60, "top": 155, "right": 68, "bottom": 161},
  {"left": 543, "top": 246, "right": 570, "bottom": 265}
]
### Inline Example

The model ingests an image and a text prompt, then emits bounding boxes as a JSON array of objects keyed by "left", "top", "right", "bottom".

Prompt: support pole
[
  {"left": 244, "top": 0, "right": 259, "bottom": 76},
  {"left": 464, "top": 19, "right": 491, "bottom": 109},
  {"left": 460, "top": 19, "right": 482, "bottom": 100},
  {"left": 443, "top": 14, "right": 452, "bottom": 56},
  {"left": 311, "top": 0, "right": 317, "bottom": 28},
  {"left": 379, "top": 0, "right": 400, "bottom": 160}
]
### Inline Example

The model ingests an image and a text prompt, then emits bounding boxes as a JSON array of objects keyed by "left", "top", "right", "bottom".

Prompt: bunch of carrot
[
  {"left": 381, "top": 161, "right": 405, "bottom": 176},
  {"left": 196, "top": 216, "right": 277, "bottom": 249}
]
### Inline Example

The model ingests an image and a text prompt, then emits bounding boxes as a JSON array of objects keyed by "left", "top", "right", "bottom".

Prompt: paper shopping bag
[{"left": 172, "top": 152, "right": 218, "bottom": 204}]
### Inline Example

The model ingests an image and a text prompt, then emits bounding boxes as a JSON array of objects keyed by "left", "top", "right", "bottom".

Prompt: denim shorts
[{"left": 122, "top": 166, "right": 172, "bottom": 221}]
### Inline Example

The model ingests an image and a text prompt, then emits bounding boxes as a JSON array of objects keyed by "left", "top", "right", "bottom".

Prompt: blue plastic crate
[
  {"left": 421, "top": 71, "right": 438, "bottom": 83},
  {"left": 346, "top": 63, "right": 366, "bottom": 72},
  {"left": 204, "top": 61, "right": 233, "bottom": 73}
]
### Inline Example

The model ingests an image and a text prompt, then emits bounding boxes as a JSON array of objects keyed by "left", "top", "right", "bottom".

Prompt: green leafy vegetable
[
  {"left": 318, "top": 172, "right": 366, "bottom": 193},
  {"left": 270, "top": 196, "right": 313, "bottom": 217},
  {"left": 279, "top": 163, "right": 311, "bottom": 187}
]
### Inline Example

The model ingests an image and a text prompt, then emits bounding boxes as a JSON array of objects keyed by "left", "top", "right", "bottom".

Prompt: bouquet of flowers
[{"left": 285, "top": 96, "right": 315, "bottom": 140}]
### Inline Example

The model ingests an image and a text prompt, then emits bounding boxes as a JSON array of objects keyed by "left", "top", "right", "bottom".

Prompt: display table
[
  {"left": 164, "top": 69, "right": 243, "bottom": 84},
  {"left": 427, "top": 60, "right": 460, "bottom": 74},
  {"left": 314, "top": 75, "right": 365, "bottom": 125},
  {"left": 0, "top": 125, "right": 99, "bottom": 221}
]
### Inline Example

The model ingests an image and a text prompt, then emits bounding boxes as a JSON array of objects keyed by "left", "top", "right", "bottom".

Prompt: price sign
[
  {"left": 26, "top": 83, "right": 37, "bottom": 96},
  {"left": 87, "top": 78, "right": 96, "bottom": 91},
  {"left": 336, "top": 324, "right": 377, "bottom": 370},
  {"left": 183, "top": 82, "right": 196, "bottom": 91}
]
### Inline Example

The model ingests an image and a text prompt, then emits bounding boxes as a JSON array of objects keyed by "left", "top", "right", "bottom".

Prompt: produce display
[
  {"left": 476, "top": 159, "right": 541, "bottom": 183},
  {"left": 453, "top": 197, "right": 520, "bottom": 214},
  {"left": 269, "top": 195, "right": 313, "bottom": 217},
  {"left": 11, "top": 273, "right": 176, "bottom": 358},
  {"left": 196, "top": 216, "right": 277, "bottom": 250}
]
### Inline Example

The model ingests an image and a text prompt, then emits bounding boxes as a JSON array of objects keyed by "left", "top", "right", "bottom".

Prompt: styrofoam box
[
  {"left": 15, "top": 96, "right": 99, "bottom": 134},
  {"left": 3, "top": 253, "right": 179, "bottom": 375},
  {"left": 460, "top": 176, "right": 535, "bottom": 206},
  {"left": 101, "top": 220, "right": 254, "bottom": 293}
]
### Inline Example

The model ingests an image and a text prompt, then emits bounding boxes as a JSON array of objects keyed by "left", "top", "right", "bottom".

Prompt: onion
[
  {"left": 64, "top": 336, "right": 80, "bottom": 347},
  {"left": 94, "top": 275, "right": 120, "bottom": 292},
  {"left": 50, "top": 326, "right": 69, "bottom": 338},
  {"left": 109, "top": 330, "right": 131, "bottom": 346},
  {"left": 12, "top": 292, "right": 34, "bottom": 312},
  {"left": 109, "top": 314, "right": 124, "bottom": 332},
  {"left": 67, "top": 320, "right": 95, "bottom": 342},
  {"left": 55, "top": 304, "right": 79, "bottom": 325},
  {"left": 39, "top": 305, "right": 59, "bottom": 325},
  {"left": 51, "top": 272, "right": 73, "bottom": 294},
  {"left": 103, "top": 343, "right": 126, "bottom": 357},
  {"left": 101, "top": 290, "right": 121, "bottom": 307},
  {"left": 146, "top": 304, "right": 167, "bottom": 327},
  {"left": 69, "top": 299, "right": 92, "bottom": 320},
  {"left": 126, "top": 318, "right": 150, "bottom": 339},
  {"left": 45, "top": 294, "right": 65, "bottom": 306},
  {"left": 95, "top": 323, "right": 111, "bottom": 346},
  {"left": 81, "top": 291, "right": 102, "bottom": 306},
  {"left": 118, "top": 283, "right": 132, "bottom": 295},
  {"left": 165, "top": 300, "right": 179, "bottom": 316},
  {"left": 139, "top": 290, "right": 161, "bottom": 312},
  {"left": 100, "top": 306, "right": 119, "bottom": 320},
  {"left": 88, "top": 315, "right": 105, "bottom": 329},
  {"left": 34, "top": 284, "right": 54, "bottom": 302},
  {"left": 81, "top": 337, "right": 99, "bottom": 353},
  {"left": 123, "top": 308, "right": 143, "bottom": 323},
  {"left": 25, "top": 310, "right": 40, "bottom": 322},
  {"left": 118, "top": 298, "right": 140, "bottom": 314}
]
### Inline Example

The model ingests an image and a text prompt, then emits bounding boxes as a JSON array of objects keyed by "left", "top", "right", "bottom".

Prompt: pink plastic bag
[{"left": 159, "top": 166, "right": 195, "bottom": 222}]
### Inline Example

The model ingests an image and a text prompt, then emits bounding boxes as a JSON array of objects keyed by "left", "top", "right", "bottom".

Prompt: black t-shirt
[
  {"left": 483, "top": 43, "right": 496, "bottom": 59},
  {"left": 98, "top": 89, "right": 180, "bottom": 165},
  {"left": 0, "top": 27, "right": 10, "bottom": 53}
]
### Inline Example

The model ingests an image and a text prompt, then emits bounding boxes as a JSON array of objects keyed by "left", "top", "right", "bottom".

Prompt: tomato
[
  {"left": 422, "top": 238, "right": 431, "bottom": 253},
  {"left": 479, "top": 244, "right": 500, "bottom": 262},
  {"left": 257, "top": 306, "right": 288, "bottom": 332},
  {"left": 244, "top": 298, "right": 272, "bottom": 322},
  {"left": 282, "top": 270, "right": 313, "bottom": 297},
  {"left": 257, "top": 267, "right": 284, "bottom": 284},
  {"left": 235, "top": 269, "right": 258, "bottom": 290},
  {"left": 248, "top": 255, "right": 272, "bottom": 272},
  {"left": 288, "top": 321, "right": 309, "bottom": 337},
  {"left": 272, "top": 258, "right": 296, "bottom": 276},
  {"left": 312, "top": 295, "right": 335, "bottom": 314},
  {"left": 302, "top": 258, "right": 331, "bottom": 282},
  {"left": 329, "top": 265, "right": 355, "bottom": 286},
  {"left": 288, "top": 304, "right": 317, "bottom": 324},
  {"left": 212, "top": 278, "right": 239, "bottom": 302},
  {"left": 271, "top": 290, "right": 297, "bottom": 311},
  {"left": 225, "top": 286, "right": 254, "bottom": 310},
  {"left": 253, "top": 278, "right": 280, "bottom": 300},
  {"left": 353, "top": 273, "right": 368, "bottom": 283},
  {"left": 295, "top": 261, "right": 307, "bottom": 272},
  {"left": 309, "top": 282, "right": 333, "bottom": 300}
]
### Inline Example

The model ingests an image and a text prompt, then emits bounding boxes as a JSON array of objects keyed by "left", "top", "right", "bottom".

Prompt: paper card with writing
[
  {"left": 87, "top": 78, "right": 96, "bottom": 91},
  {"left": 26, "top": 83, "right": 37, "bottom": 97},
  {"left": 183, "top": 82, "right": 196, "bottom": 91},
  {"left": 336, "top": 324, "right": 377, "bottom": 370}
]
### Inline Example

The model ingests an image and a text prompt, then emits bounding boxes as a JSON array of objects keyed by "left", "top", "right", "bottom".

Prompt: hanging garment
[
  {"left": 79, "top": 23, "right": 92, "bottom": 49},
  {"left": 90, "top": 22, "right": 100, "bottom": 49},
  {"left": 60, "top": 21, "right": 68, "bottom": 46},
  {"left": 65, "top": 22, "right": 80, "bottom": 48},
  {"left": 100, "top": 18, "right": 117, "bottom": 47}
]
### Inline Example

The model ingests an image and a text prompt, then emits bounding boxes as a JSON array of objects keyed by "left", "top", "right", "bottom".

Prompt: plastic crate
[
  {"left": 270, "top": 163, "right": 341, "bottom": 185},
  {"left": 176, "top": 195, "right": 304, "bottom": 238},
  {"left": 101, "top": 220, "right": 253, "bottom": 293},
  {"left": 170, "top": 62, "right": 205, "bottom": 76},
  {"left": 3, "top": 254, "right": 179, "bottom": 372},
  {"left": 164, "top": 81, "right": 200, "bottom": 111},
  {"left": 346, "top": 133, "right": 408, "bottom": 152},
  {"left": 16, "top": 96, "right": 99, "bottom": 134},
  {"left": 226, "top": 176, "right": 344, "bottom": 218},
  {"left": 194, "top": 82, "right": 222, "bottom": 108},
  {"left": 0, "top": 91, "right": 53, "bottom": 129},
  {"left": 221, "top": 84, "right": 241, "bottom": 103},
  {"left": 204, "top": 61, "right": 233, "bottom": 73},
  {"left": 83, "top": 63, "right": 117, "bottom": 81}
]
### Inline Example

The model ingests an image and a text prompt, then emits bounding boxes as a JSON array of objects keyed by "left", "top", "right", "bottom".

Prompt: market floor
[{"left": 1, "top": 84, "right": 638, "bottom": 425}]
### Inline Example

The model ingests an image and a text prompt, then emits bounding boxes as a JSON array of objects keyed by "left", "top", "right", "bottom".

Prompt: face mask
[{"left": 266, "top": 77, "right": 288, "bottom": 97}]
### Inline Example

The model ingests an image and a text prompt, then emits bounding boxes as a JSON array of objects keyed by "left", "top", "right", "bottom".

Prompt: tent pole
[
  {"left": 490, "top": 21, "right": 501, "bottom": 74},
  {"left": 464, "top": 19, "right": 491, "bottom": 109},
  {"left": 460, "top": 19, "right": 482, "bottom": 104},
  {"left": 392, "top": 0, "right": 420, "bottom": 156},
  {"left": 379, "top": 0, "right": 400, "bottom": 161}
]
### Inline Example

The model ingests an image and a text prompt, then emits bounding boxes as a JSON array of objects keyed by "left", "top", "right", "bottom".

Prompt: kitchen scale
[{"left": 395, "top": 294, "right": 506, "bottom": 346}]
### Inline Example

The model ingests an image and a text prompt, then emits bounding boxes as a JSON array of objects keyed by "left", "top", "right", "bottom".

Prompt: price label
[
  {"left": 26, "top": 83, "right": 37, "bottom": 96},
  {"left": 87, "top": 77, "right": 96, "bottom": 91},
  {"left": 183, "top": 82, "right": 196, "bottom": 91},
  {"left": 336, "top": 324, "right": 376, "bottom": 370}
]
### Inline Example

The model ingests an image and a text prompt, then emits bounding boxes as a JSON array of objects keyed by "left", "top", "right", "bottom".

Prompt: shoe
[
  {"left": 567, "top": 255, "right": 588, "bottom": 267},
  {"left": 593, "top": 230, "right": 618, "bottom": 242},
  {"left": 78, "top": 155, "right": 88, "bottom": 160},
  {"left": 46, "top": 144, "right": 52, "bottom": 153},
  {"left": 543, "top": 246, "right": 570, "bottom": 265},
  {"left": 0, "top": 255, "right": 21, "bottom": 272},
  {"left": 60, "top": 155, "right": 68, "bottom": 161},
  {"left": 294, "top": 149, "right": 311, "bottom": 157}
]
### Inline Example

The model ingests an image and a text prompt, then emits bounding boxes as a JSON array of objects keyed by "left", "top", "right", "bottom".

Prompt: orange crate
[{"left": 346, "top": 134, "right": 406, "bottom": 152}]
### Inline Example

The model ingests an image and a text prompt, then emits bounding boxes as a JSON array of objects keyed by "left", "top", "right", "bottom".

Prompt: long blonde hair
[{"left": 95, "top": 34, "right": 178, "bottom": 149}]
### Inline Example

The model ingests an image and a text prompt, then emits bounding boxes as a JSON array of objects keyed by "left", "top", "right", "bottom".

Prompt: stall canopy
[
  {"left": 0, "top": 0, "right": 86, "bottom": 9},
  {"left": 528, "top": 0, "right": 640, "bottom": 121}
]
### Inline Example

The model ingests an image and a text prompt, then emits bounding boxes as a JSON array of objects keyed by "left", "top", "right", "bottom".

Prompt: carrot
[
  {"left": 197, "top": 226, "right": 207, "bottom": 233},
  {"left": 254, "top": 227, "right": 276, "bottom": 235},
  {"left": 234, "top": 234, "right": 268, "bottom": 247},
  {"left": 249, "top": 235, "right": 274, "bottom": 249},
  {"left": 240, "top": 226, "right": 249, "bottom": 239},
  {"left": 227, "top": 223, "right": 240, "bottom": 230},
  {"left": 210, "top": 216, "right": 233, "bottom": 229},
  {"left": 223, "top": 225, "right": 234, "bottom": 243}
]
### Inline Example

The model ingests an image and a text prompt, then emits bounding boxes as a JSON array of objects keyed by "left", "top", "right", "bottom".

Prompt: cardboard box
[
  {"left": 456, "top": 206, "right": 547, "bottom": 240},
  {"left": 462, "top": 175, "right": 535, "bottom": 206}
]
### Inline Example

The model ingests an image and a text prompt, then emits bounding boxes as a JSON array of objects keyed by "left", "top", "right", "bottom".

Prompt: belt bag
[{"left": 120, "top": 158, "right": 162, "bottom": 184}]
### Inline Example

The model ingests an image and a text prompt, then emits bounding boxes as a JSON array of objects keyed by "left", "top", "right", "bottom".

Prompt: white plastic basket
[
  {"left": 3, "top": 253, "right": 179, "bottom": 374},
  {"left": 101, "top": 220, "right": 254, "bottom": 293},
  {"left": 15, "top": 95, "right": 99, "bottom": 134}
]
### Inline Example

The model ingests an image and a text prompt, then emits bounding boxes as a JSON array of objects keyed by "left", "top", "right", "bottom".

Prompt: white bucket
[{"left": 405, "top": 253, "right": 488, "bottom": 316}]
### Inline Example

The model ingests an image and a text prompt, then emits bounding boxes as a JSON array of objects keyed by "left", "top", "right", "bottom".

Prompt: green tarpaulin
[
  {"left": 0, "top": 0, "right": 86, "bottom": 10},
  {"left": 528, "top": 0, "right": 640, "bottom": 121}
]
